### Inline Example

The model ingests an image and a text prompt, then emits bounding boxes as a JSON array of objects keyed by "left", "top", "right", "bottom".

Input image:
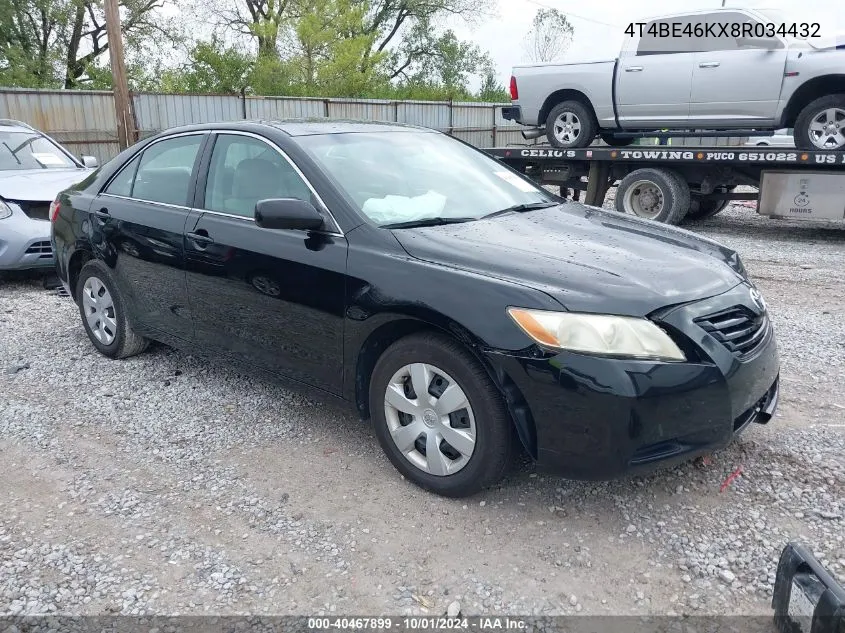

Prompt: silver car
[
  {"left": 0, "top": 120, "right": 97, "bottom": 271},
  {"left": 746, "top": 128, "right": 795, "bottom": 147}
]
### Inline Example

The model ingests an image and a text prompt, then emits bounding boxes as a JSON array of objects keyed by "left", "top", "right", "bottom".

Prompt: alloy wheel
[
  {"left": 82, "top": 276, "right": 117, "bottom": 345},
  {"left": 383, "top": 362, "right": 476, "bottom": 476},
  {"left": 553, "top": 112, "right": 582, "bottom": 146},
  {"left": 808, "top": 108, "right": 845, "bottom": 149}
]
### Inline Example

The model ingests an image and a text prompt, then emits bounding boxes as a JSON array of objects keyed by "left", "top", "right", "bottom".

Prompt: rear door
[
  {"left": 94, "top": 133, "right": 206, "bottom": 342},
  {"left": 615, "top": 17, "right": 698, "bottom": 127},
  {"left": 183, "top": 131, "right": 348, "bottom": 394},
  {"left": 689, "top": 12, "right": 787, "bottom": 126}
]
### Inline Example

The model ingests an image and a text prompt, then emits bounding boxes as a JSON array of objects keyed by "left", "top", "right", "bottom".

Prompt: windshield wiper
[
  {"left": 1, "top": 142, "right": 21, "bottom": 165},
  {"left": 481, "top": 201, "right": 559, "bottom": 220},
  {"left": 381, "top": 217, "right": 476, "bottom": 229}
]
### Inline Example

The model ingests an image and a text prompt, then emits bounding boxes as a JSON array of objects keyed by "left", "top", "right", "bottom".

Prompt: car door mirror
[
  {"left": 737, "top": 36, "right": 780, "bottom": 50},
  {"left": 254, "top": 198, "right": 325, "bottom": 231},
  {"left": 81, "top": 155, "right": 99, "bottom": 168}
]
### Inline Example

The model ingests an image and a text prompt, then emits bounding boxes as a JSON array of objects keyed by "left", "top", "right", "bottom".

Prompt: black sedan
[{"left": 50, "top": 120, "right": 779, "bottom": 497}]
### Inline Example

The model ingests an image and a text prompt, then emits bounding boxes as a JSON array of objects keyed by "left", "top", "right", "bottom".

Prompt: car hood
[
  {"left": 804, "top": 31, "right": 845, "bottom": 50},
  {"left": 392, "top": 204, "right": 745, "bottom": 316},
  {"left": 0, "top": 168, "right": 93, "bottom": 202}
]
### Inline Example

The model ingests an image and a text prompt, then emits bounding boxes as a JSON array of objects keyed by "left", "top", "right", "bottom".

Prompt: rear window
[{"left": 0, "top": 131, "right": 76, "bottom": 170}]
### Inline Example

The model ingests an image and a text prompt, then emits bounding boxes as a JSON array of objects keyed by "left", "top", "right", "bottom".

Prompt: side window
[
  {"left": 132, "top": 135, "right": 203, "bottom": 206},
  {"left": 700, "top": 12, "right": 784, "bottom": 51},
  {"left": 105, "top": 154, "right": 141, "bottom": 197},
  {"left": 637, "top": 18, "right": 701, "bottom": 55},
  {"left": 204, "top": 134, "right": 312, "bottom": 218}
]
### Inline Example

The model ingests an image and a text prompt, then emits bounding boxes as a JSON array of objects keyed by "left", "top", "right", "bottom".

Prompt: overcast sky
[{"left": 448, "top": 0, "right": 843, "bottom": 86}]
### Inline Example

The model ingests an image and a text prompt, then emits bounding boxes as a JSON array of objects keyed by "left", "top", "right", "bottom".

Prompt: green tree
[
  {"left": 0, "top": 0, "right": 183, "bottom": 89},
  {"left": 477, "top": 66, "right": 508, "bottom": 102}
]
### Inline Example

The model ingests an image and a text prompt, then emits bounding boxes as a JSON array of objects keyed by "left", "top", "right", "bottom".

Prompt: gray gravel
[{"left": 1, "top": 200, "right": 843, "bottom": 618}]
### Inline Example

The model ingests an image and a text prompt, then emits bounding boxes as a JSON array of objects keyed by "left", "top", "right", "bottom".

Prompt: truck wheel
[
  {"left": 600, "top": 133, "right": 635, "bottom": 147},
  {"left": 545, "top": 101, "right": 597, "bottom": 149},
  {"left": 686, "top": 196, "right": 730, "bottom": 222},
  {"left": 794, "top": 94, "right": 845, "bottom": 150},
  {"left": 615, "top": 168, "right": 690, "bottom": 225}
]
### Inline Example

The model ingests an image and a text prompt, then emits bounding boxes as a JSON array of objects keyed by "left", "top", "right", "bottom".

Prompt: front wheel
[
  {"left": 794, "top": 94, "right": 845, "bottom": 151},
  {"left": 369, "top": 333, "right": 514, "bottom": 497},
  {"left": 615, "top": 168, "right": 691, "bottom": 225}
]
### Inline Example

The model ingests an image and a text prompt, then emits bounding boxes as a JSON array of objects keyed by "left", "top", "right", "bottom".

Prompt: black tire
[
  {"left": 76, "top": 260, "right": 149, "bottom": 359},
  {"left": 686, "top": 186, "right": 735, "bottom": 222},
  {"left": 794, "top": 94, "right": 845, "bottom": 151},
  {"left": 600, "top": 133, "right": 635, "bottom": 147},
  {"left": 614, "top": 168, "right": 690, "bottom": 225},
  {"left": 545, "top": 101, "right": 598, "bottom": 149},
  {"left": 369, "top": 332, "right": 513, "bottom": 498}
]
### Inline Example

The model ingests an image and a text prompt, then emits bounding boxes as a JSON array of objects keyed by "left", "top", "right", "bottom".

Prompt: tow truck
[{"left": 485, "top": 143, "right": 845, "bottom": 226}]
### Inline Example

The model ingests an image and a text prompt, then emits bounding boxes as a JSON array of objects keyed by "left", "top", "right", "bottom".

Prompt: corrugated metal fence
[{"left": 0, "top": 87, "right": 747, "bottom": 163}]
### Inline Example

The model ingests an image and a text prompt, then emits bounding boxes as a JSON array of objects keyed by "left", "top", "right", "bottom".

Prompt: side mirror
[
  {"left": 254, "top": 198, "right": 325, "bottom": 231},
  {"left": 737, "top": 36, "right": 779, "bottom": 50},
  {"left": 81, "top": 155, "right": 99, "bottom": 168}
]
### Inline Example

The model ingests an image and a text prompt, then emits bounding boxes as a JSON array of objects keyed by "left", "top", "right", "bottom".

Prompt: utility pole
[{"left": 104, "top": 0, "right": 133, "bottom": 150}]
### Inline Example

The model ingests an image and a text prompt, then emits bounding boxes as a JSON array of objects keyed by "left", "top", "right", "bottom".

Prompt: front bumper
[
  {"left": 0, "top": 204, "right": 54, "bottom": 270},
  {"left": 485, "top": 283, "right": 780, "bottom": 479}
]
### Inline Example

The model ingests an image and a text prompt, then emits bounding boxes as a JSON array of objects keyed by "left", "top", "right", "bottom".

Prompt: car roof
[
  {"left": 0, "top": 119, "right": 38, "bottom": 132},
  {"left": 153, "top": 119, "right": 433, "bottom": 138}
]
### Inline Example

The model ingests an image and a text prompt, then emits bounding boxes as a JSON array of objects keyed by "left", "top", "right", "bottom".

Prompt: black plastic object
[{"left": 773, "top": 541, "right": 845, "bottom": 633}]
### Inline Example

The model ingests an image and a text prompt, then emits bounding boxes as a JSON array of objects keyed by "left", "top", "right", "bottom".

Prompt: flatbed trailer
[{"left": 484, "top": 145, "right": 845, "bottom": 226}]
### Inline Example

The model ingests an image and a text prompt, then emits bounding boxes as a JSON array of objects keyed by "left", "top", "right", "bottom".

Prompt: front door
[
  {"left": 689, "top": 12, "right": 787, "bottom": 126},
  {"left": 93, "top": 133, "right": 206, "bottom": 341},
  {"left": 615, "top": 17, "right": 698, "bottom": 127},
  {"left": 183, "top": 132, "right": 348, "bottom": 394}
]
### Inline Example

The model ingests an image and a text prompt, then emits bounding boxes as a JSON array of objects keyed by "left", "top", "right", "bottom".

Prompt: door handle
[
  {"left": 186, "top": 231, "right": 214, "bottom": 247},
  {"left": 93, "top": 207, "right": 110, "bottom": 219},
  {"left": 699, "top": 61, "right": 721, "bottom": 68},
  {"left": 625, "top": 66, "right": 643, "bottom": 72}
]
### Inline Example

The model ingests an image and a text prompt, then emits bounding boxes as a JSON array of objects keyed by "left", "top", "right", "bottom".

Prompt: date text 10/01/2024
[{"left": 307, "top": 617, "right": 529, "bottom": 630}]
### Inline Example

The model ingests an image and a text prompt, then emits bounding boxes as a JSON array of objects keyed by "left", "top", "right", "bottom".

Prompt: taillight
[
  {"left": 49, "top": 199, "right": 61, "bottom": 223},
  {"left": 509, "top": 76, "right": 519, "bottom": 101}
]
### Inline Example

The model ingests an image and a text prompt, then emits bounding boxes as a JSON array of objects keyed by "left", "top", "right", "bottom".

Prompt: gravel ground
[{"left": 1, "top": 201, "right": 844, "bottom": 620}]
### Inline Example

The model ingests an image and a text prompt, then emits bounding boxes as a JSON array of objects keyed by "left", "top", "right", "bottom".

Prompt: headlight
[
  {"left": 0, "top": 200, "right": 12, "bottom": 220},
  {"left": 507, "top": 307, "right": 686, "bottom": 361}
]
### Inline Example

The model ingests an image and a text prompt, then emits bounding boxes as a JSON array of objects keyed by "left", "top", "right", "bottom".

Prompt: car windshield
[
  {"left": 0, "top": 131, "right": 76, "bottom": 171},
  {"left": 299, "top": 131, "right": 556, "bottom": 227}
]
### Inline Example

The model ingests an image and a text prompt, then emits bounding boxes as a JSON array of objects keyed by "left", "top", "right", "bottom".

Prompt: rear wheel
[
  {"left": 77, "top": 260, "right": 149, "bottom": 359},
  {"left": 686, "top": 186, "right": 735, "bottom": 221},
  {"left": 369, "top": 333, "right": 513, "bottom": 497},
  {"left": 545, "top": 101, "right": 597, "bottom": 149},
  {"left": 614, "top": 168, "right": 690, "bottom": 225},
  {"left": 794, "top": 94, "right": 845, "bottom": 150}
]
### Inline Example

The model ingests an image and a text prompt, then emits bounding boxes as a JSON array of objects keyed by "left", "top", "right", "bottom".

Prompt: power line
[{"left": 520, "top": 0, "right": 624, "bottom": 27}]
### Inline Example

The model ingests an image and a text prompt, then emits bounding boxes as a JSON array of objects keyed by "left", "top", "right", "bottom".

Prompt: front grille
[
  {"left": 17, "top": 201, "right": 51, "bottom": 221},
  {"left": 25, "top": 241, "right": 53, "bottom": 258},
  {"left": 695, "top": 305, "right": 770, "bottom": 358}
]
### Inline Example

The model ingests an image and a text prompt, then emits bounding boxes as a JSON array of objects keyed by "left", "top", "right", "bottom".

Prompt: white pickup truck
[{"left": 504, "top": 8, "right": 845, "bottom": 150}]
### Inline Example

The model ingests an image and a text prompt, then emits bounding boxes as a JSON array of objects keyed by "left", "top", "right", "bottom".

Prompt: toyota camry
[{"left": 51, "top": 120, "right": 779, "bottom": 497}]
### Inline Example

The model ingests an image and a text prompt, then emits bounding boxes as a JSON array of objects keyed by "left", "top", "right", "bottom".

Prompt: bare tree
[{"left": 523, "top": 8, "right": 573, "bottom": 63}]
